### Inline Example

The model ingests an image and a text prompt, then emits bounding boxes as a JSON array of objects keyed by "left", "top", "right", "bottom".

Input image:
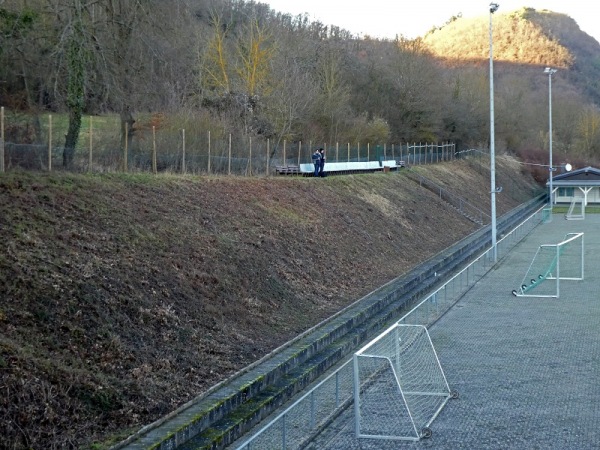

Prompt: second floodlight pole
[{"left": 489, "top": 2, "right": 499, "bottom": 262}]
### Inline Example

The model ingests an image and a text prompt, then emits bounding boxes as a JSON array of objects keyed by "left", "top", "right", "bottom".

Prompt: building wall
[{"left": 554, "top": 186, "right": 600, "bottom": 204}]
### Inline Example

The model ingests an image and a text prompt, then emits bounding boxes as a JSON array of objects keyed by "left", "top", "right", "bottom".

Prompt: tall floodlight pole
[
  {"left": 489, "top": 2, "right": 499, "bottom": 262},
  {"left": 544, "top": 67, "right": 557, "bottom": 210}
]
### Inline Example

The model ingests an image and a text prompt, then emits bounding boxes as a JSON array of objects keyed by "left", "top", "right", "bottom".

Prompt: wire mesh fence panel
[
  {"left": 4, "top": 143, "right": 48, "bottom": 171},
  {"left": 279, "top": 366, "right": 357, "bottom": 449},
  {"left": 279, "top": 395, "right": 317, "bottom": 449},
  {"left": 239, "top": 413, "right": 286, "bottom": 450},
  {"left": 309, "top": 372, "right": 348, "bottom": 429},
  {"left": 235, "top": 359, "right": 356, "bottom": 450}
]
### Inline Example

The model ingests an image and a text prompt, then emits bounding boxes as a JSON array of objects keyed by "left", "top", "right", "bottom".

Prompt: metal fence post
[
  {"left": 282, "top": 413, "right": 286, "bottom": 450},
  {"left": 310, "top": 391, "right": 315, "bottom": 429},
  {"left": 335, "top": 372, "right": 340, "bottom": 407},
  {"left": 1, "top": 106, "right": 4, "bottom": 173},
  {"left": 353, "top": 354, "right": 360, "bottom": 438},
  {"left": 48, "top": 114, "right": 52, "bottom": 172}
]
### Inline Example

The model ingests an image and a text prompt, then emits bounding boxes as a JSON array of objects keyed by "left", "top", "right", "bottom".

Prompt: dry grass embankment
[{"left": 0, "top": 158, "right": 540, "bottom": 448}]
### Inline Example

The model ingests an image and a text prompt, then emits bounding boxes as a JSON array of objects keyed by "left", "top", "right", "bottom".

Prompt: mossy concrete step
[{"left": 119, "top": 196, "right": 544, "bottom": 450}]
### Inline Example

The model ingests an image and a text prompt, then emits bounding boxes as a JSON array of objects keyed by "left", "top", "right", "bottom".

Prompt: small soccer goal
[
  {"left": 353, "top": 324, "right": 457, "bottom": 442},
  {"left": 565, "top": 197, "right": 585, "bottom": 220},
  {"left": 512, "top": 232, "right": 584, "bottom": 298}
]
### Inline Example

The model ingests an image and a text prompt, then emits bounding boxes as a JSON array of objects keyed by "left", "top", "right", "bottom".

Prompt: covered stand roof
[{"left": 547, "top": 166, "right": 600, "bottom": 187}]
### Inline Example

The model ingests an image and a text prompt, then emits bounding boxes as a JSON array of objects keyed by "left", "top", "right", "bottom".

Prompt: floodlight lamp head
[
  {"left": 544, "top": 67, "right": 557, "bottom": 75},
  {"left": 490, "top": 3, "right": 499, "bottom": 13},
  {"left": 565, "top": 163, "right": 572, "bottom": 172}
]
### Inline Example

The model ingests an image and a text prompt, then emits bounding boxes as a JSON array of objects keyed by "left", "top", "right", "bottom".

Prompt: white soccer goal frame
[
  {"left": 565, "top": 197, "right": 585, "bottom": 220},
  {"left": 512, "top": 232, "right": 584, "bottom": 298},
  {"left": 353, "top": 324, "right": 456, "bottom": 442}
]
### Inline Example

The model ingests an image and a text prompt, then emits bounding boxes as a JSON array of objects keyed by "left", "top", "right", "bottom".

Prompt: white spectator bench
[{"left": 297, "top": 160, "right": 402, "bottom": 175}]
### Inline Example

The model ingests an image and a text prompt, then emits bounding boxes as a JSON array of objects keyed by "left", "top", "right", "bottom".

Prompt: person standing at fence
[
  {"left": 312, "top": 149, "right": 321, "bottom": 177},
  {"left": 318, "top": 148, "right": 326, "bottom": 177}
]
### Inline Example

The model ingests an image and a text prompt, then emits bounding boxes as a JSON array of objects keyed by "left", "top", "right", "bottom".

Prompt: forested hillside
[
  {"left": 2, "top": 1, "right": 600, "bottom": 168},
  {"left": 422, "top": 7, "right": 600, "bottom": 144}
]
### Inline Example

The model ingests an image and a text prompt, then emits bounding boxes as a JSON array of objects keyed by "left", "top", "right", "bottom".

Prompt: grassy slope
[{"left": 0, "top": 158, "right": 540, "bottom": 448}]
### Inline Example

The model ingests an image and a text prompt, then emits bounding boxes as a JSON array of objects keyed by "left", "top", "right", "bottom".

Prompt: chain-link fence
[{"left": 0, "top": 107, "right": 456, "bottom": 175}]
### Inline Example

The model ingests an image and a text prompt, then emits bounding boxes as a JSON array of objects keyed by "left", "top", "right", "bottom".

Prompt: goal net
[
  {"left": 512, "top": 232, "right": 584, "bottom": 298},
  {"left": 353, "top": 324, "right": 456, "bottom": 441},
  {"left": 565, "top": 197, "right": 585, "bottom": 220}
]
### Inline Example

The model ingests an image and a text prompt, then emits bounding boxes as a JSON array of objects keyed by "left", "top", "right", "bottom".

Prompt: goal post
[
  {"left": 565, "top": 197, "right": 585, "bottom": 220},
  {"left": 353, "top": 324, "right": 457, "bottom": 441},
  {"left": 512, "top": 232, "right": 584, "bottom": 298}
]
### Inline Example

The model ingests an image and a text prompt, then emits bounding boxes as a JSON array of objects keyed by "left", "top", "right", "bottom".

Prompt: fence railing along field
[{"left": 0, "top": 107, "right": 456, "bottom": 175}]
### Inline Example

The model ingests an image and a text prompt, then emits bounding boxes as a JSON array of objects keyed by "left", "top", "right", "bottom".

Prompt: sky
[{"left": 263, "top": 1, "right": 599, "bottom": 43}]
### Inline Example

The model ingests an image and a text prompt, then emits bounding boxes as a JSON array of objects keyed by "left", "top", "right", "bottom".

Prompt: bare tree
[
  {"left": 0, "top": 0, "right": 56, "bottom": 142},
  {"left": 313, "top": 46, "right": 351, "bottom": 143},
  {"left": 203, "top": 12, "right": 232, "bottom": 95},
  {"left": 576, "top": 106, "right": 600, "bottom": 156},
  {"left": 262, "top": 57, "right": 318, "bottom": 151}
]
